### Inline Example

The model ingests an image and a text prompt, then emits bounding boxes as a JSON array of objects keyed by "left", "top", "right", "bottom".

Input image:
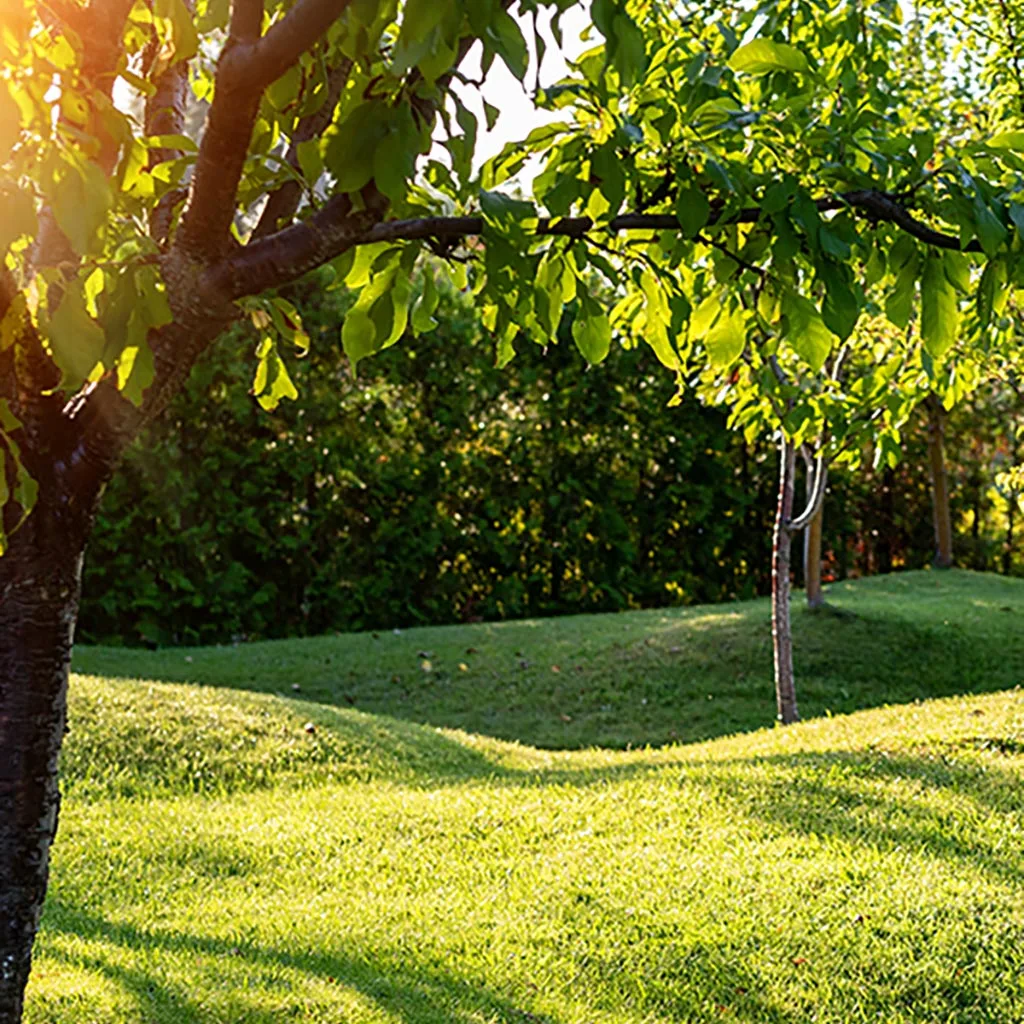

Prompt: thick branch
[
  {"left": 202, "top": 191, "right": 383, "bottom": 299},
  {"left": 245, "top": 0, "right": 354, "bottom": 90},
  {"left": 352, "top": 190, "right": 983, "bottom": 251},
  {"left": 177, "top": 0, "right": 359, "bottom": 260},
  {"left": 205, "top": 186, "right": 983, "bottom": 303},
  {"left": 175, "top": 55, "right": 261, "bottom": 258},
  {"left": 230, "top": 0, "right": 262, "bottom": 42},
  {"left": 145, "top": 6, "right": 194, "bottom": 246}
]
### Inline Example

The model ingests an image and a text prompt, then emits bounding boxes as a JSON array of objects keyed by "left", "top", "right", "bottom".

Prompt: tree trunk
[
  {"left": 772, "top": 437, "right": 799, "bottom": 725},
  {"left": 926, "top": 398, "right": 954, "bottom": 568},
  {"left": 1006, "top": 490, "right": 1016, "bottom": 576},
  {"left": 803, "top": 463, "right": 826, "bottom": 610},
  {"left": 0, "top": 506, "right": 87, "bottom": 1023}
]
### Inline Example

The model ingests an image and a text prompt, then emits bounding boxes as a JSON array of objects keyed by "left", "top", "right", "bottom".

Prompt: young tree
[
  {"left": 802, "top": 453, "right": 826, "bottom": 609},
  {"left": 1, "top": 0, "right": 1022, "bottom": 1017},
  {"left": 926, "top": 394, "right": 956, "bottom": 567}
]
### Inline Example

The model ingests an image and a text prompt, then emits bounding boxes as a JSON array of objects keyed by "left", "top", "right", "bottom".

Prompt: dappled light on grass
[
  {"left": 36, "top": 572, "right": 1024, "bottom": 1022},
  {"left": 33, "top": 686, "right": 1024, "bottom": 1023},
  {"left": 72, "top": 570, "right": 1024, "bottom": 750}
]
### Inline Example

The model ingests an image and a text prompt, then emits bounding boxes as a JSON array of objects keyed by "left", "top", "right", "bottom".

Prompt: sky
[{"left": 449, "top": 2, "right": 593, "bottom": 171}]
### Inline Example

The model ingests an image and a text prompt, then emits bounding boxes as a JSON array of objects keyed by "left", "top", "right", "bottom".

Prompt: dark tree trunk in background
[
  {"left": 0, "top": 503, "right": 89, "bottom": 1023},
  {"left": 772, "top": 438, "right": 799, "bottom": 725},
  {"left": 803, "top": 462, "right": 826, "bottom": 610},
  {"left": 926, "top": 398, "right": 954, "bottom": 568},
  {"left": 1005, "top": 428, "right": 1018, "bottom": 576},
  {"left": 1006, "top": 491, "right": 1016, "bottom": 576},
  {"left": 877, "top": 467, "right": 895, "bottom": 574}
]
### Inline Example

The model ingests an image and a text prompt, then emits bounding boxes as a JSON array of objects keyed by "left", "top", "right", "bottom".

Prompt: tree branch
[
  {"left": 203, "top": 186, "right": 983, "bottom": 302},
  {"left": 230, "top": 0, "right": 262, "bottom": 42},
  {"left": 145, "top": 1, "right": 194, "bottom": 246},
  {"left": 252, "top": 56, "right": 353, "bottom": 240},
  {"left": 245, "top": 0, "right": 354, "bottom": 91},
  {"left": 788, "top": 452, "right": 828, "bottom": 533},
  {"left": 345, "top": 189, "right": 982, "bottom": 252}
]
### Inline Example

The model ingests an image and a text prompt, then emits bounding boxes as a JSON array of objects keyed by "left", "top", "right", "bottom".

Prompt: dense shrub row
[{"left": 77, "top": 277, "right": 1024, "bottom": 645}]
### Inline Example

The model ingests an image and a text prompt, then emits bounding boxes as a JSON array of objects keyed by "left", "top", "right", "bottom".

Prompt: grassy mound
[
  {"left": 71, "top": 569, "right": 1024, "bottom": 750},
  {"left": 24, "top": 570, "right": 1024, "bottom": 1023}
]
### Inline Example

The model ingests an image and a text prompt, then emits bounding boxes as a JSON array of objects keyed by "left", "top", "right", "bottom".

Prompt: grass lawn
[{"left": 26, "top": 569, "right": 1024, "bottom": 1022}]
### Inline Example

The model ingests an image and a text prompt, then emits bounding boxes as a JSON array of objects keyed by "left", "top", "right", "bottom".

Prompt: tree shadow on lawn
[
  {"left": 36, "top": 901, "right": 801, "bottom": 1024},
  {"left": 71, "top": 595, "right": 1024, "bottom": 752},
  {"left": 684, "top": 749, "right": 1024, "bottom": 889},
  {"left": 37, "top": 746, "right": 1024, "bottom": 1022}
]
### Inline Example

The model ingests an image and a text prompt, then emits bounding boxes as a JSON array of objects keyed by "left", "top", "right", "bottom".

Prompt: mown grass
[
  {"left": 24, "top": 570, "right": 1024, "bottom": 1023},
  {"left": 72, "top": 569, "right": 1024, "bottom": 749}
]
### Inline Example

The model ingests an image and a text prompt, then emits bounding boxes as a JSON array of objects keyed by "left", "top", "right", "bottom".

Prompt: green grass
[
  {"left": 25, "top": 570, "right": 1024, "bottom": 1022},
  {"left": 72, "top": 569, "right": 1024, "bottom": 750}
]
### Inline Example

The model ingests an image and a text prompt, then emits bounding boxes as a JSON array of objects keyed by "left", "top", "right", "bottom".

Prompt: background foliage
[{"left": 77, "top": 281, "right": 1024, "bottom": 646}]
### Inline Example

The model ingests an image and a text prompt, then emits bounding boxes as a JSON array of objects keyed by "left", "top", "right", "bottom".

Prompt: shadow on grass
[
  {"left": 39, "top": 901, "right": 802, "bottom": 1024},
  {"left": 686, "top": 750, "right": 1024, "bottom": 889},
  {"left": 38, "top": 743, "right": 1024, "bottom": 1022},
  {"left": 71, "top": 576, "right": 1024, "bottom": 752}
]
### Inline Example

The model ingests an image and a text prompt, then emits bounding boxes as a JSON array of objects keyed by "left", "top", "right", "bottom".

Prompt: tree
[
  {"left": 802, "top": 452, "right": 826, "bottom": 610},
  {"left": 926, "top": 394, "right": 956, "bottom": 567},
  {"left": 1, "top": 0, "right": 1023, "bottom": 1017}
]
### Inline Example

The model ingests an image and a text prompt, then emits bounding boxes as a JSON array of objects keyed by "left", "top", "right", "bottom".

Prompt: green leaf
[
  {"left": 572, "top": 308, "right": 611, "bottom": 364},
  {"left": 987, "top": 131, "right": 1024, "bottom": 150},
  {"left": 973, "top": 197, "right": 1007, "bottom": 257},
  {"left": 689, "top": 292, "right": 722, "bottom": 337},
  {"left": 0, "top": 81, "right": 22, "bottom": 160},
  {"left": 51, "top": 161, "right": 111, "bottom": 255},
  {"left": 884, "top": 252, "right": 919, "bottom": 329},
  {"left": 728, "top": 39, "right": 809, "bottom": 76},
  {"left": 252, "top": 337, "right": 299, "bottom": 411},
  {"left": 116, "top": 313, "right": 155, "bottom": 406},
  {"left": 675, "top": 188, "right": 710, "bottom": 238},
  {"left": 782, "top": 292, "right": 834, "bottom": 372},
  {"left": 373, "top": 124, "right": 416, "bottom": 204},
  {"left": 939, "top": 251, "right": 969, "bottom": 293},
  {"left": 47, "top": 282, "right": 107, "bottom": 389},
  {"left": 341, "top": 309, "right": 377, "bottom": 372},
  {"left": 817, "top": 261, "right": 859, "bottom": 341},
  {"left": 977, "top": 256, "right": 1007, "bottom": 327},
  {"left": 590, "top": 144, "right": 625, "bottom": 218},
  {"left": 920, "top": 253, "right": 958, "bottom": 359},
  {"left": 480, "top": 189, "right": 535, "bottom": 243},
  {"left": 704, "top": 307, "right": 746, "bottom": 368},
  {"left": 325, "top": 102, "right": 391, "bottom": 193},
  {"left": 412, "top": 272, "right": 439, "bottom": 335},
  {"left": 489, "top": 9, "right": 529, "bottom": 82}
]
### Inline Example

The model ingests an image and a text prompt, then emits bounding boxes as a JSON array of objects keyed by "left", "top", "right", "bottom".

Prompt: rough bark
[
  {"left": 926, "top": 397, "right": 954, "bottom": 569},
  {"left": 1006, "top": 489, "right": 1016, "bottom": 576},
  {"left": 0, "top": 487, "right": 92, "bottom": 1022},
  {"left": 772, "top": 438, "right": 799, "bottom": 725}
]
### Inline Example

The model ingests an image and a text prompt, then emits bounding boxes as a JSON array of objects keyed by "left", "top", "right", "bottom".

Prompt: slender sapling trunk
[
  {"left": 926, "top": 397, "right": 954, "bottom": 569},
  {"left": 803, "top": 460, "right": 826, "bottom": 610},
  {"left": 772, "top": 437, "right": 799, "bottom": 724}
]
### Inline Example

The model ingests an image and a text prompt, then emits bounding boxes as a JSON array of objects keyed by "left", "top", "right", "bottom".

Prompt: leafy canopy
[{"left": 0, "top": 0, "right": 1023, "bottom": 545}]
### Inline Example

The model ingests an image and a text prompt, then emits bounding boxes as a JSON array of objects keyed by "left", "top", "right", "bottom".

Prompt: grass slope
[
  {"left": 24, "top": 570, "right": 1024, "bottom": 1023},
  {"left": 73, "top": 570, "right": 1024, "bottom": 749}
]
